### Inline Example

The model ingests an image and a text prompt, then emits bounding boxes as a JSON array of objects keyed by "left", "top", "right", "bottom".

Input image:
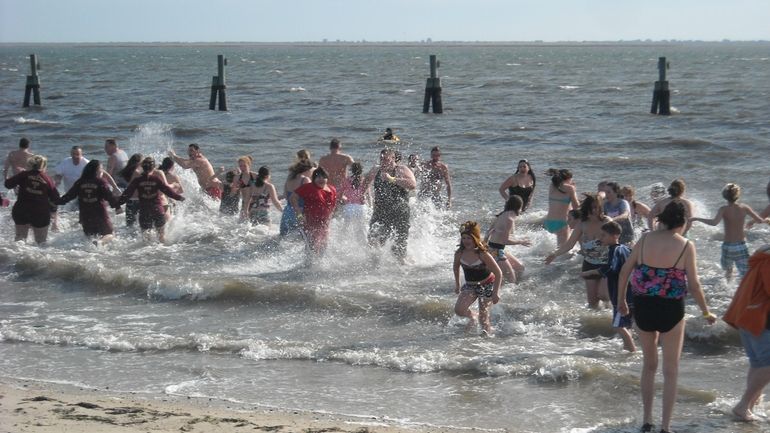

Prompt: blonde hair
[
  {"left": 27, "top": 154, "right": 47, "bottom": 171},
  {"left": 237, "top": 155, "right": 253, "bottom": 166}
]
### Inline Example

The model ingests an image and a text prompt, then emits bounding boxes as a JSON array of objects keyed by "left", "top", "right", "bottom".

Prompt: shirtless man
[
  {"left": 318, "top": 138, "right": 354, "bottom": 190},
  {"left": 104, "top": 139, "right": 129, "bottom": 185},
  {"left": 3, "top": 137, "right": 33, "bottom": 181},
  {"left": 168, "top": 143, "right": 222, "bottom": 200},
  {"left": 418, "top": 146, "right": 452, "bottom": 209},
  {"left": 690, "top": 183, "right": 765, "bottom": 279}
]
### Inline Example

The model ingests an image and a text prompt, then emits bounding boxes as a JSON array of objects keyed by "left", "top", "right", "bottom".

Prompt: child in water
[
  {"left": 690, "top": 183, "right": 765, "bottom": 279},
  {"left": 453, "top": 221, "right": 503, "bottom": 335},
  {"left": 580, "top": 221, "right": 636, "bottom": 352}
]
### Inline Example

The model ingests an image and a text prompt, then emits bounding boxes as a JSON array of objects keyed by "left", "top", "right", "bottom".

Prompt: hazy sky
[{"left": 1, "top": 0, "right": 768, "bottom": 43}]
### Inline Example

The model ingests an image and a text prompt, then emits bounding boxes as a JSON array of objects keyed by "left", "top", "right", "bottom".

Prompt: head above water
[
  {"left": 668, "top": 178, "right": 686, "bottom": 198},
  {"left": 657, "top": 201, "right": 687, "bottom": 230},
  {"left": 458, "top": 221, "right": 487, "bottom": 252},
  {"left": 502, "top": 195, "right": 524, "bottom": 216},
  {"left": 546, "top": 168, "right": 572, "bottom": 188},
  {"left": 19, "top": 137, "right": 30, "bottom": 149},
  {"left": 330, "top": 138, "right": 341, "bottom": 150},
  {"left": 27, "top": 154, "right": 47, "bottom": 171},
  {"left": 81, "top": 159, "right": 101, "bottom": 179},
  {"left": 160, "top": 157, "right": 174, "bottom": 172},
  {"left": 579, "top": 193, "right": 604, "bottom": 221},
  {"left": 141, "top": 157, "right": 155, "bottom": 173},
  {"left": 722, "top": 183, "right": 741, "bottom": 203},
  {"left": 70, "top": 146, "right": 83, "bottom": 164}
]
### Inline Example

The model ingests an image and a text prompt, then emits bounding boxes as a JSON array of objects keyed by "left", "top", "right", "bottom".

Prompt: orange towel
[{"left": 723, "top": 250, "right": 770, "bottom": 336}]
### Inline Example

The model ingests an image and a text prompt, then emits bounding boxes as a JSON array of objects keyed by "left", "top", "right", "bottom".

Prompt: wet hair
[
  {"left": 605, "top": 181, "right": 620, "bottom": 195},
  {"left": 498, "top": 195, "right": 523, "bottom": 217},
  {"left": 225, "top": 170, "right": 236, "bottom": 183},
  {"left": 601, "top": 220, "right": 622, "bottom": 236},
  {"left": 160, "top": 157, "right": 174, "bottom": 172},
  {"left": 380, "top": 148, "right": 394, "bottom": 157},
  {"left": 330, "top": 138, "right": 341, "bottom": 149},
  {"left": 141, "top": 157, "right": 155, "bottom": 173},
  {"left": 80, "top": 159, "right": 101, "bottom": 180},
  {"left": 667, "top": 178, "right": 686, "bottom": 198},
  {"left": 105, "top": 138, "right": 117, "bottom": 147},
  {"left": 385, "top": 128, "right": 393, "bottom": 133},
  {"left": 119, "top": 153, "right": 143, "bottom": 183},
  {"left": 515, "top": 159, "right": 536, "bottom": 190},
  {"left": 289, "top": 159, "right": 314, "bottom": 180},
  {"left": 457, "top": 221, "right": 487, "bottom": 253},
  {"left": 568, "top": 209, "right": 581, "bottom": 220},
  {"left": 254, "top": 166, "right": 270, "bottom": 187},
  {"left": 27, "top": 154, "right": 47, "bottom": 171},
  {"left": 312, "top": 166, "right": 329, "bottom": 181},
  {"left": 546, "top": 168, "right": 572, "bottom": 190},
  {"left": 579, "top": 193, "right": 604, "bottom": 222},
  {"left": 431, "top": 146, "right": 440, "bottom": 153},
  {"left": 350, "top": 162, "right": 363, "bottom": 189},
  {"left": 657, "top": 201, "right": 686, "bottom": 229},
  {"left": 19, "top": 137, "right": 30, "bottom": 149},
  {"left": 296, "top": 149, "right": 311, "bottom": 162},
  {"left": 189, "top": 143, "right": 200, "bottom": 151},
  {"left": 722, "top": 183, "right": 741, "bottom": 203}
]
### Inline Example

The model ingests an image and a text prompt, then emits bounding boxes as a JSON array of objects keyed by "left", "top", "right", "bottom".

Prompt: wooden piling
[
  {"left": 23, "top": 54, "right": 41, "bottom": 107},
  {"left": 650, "top": 57, "right": 670, "bottom": 115},
  {"left": 423, "top": 55, "right": 443, "bottom": 114},
  {"left": 209, "top": 55, "right": 227, "bottom": 111}
]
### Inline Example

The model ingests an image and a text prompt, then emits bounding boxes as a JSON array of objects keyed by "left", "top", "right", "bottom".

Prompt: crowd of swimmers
[{"left": 4, "top": 134, "right": 770, "bottom": 433}]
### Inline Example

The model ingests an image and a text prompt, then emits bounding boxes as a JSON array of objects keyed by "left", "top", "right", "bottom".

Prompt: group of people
[{"left": 5, "top": 134, "right": 770, "bottom": 433}]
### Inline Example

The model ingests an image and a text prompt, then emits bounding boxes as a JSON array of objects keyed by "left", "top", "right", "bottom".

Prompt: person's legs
[
  {"left": 637, "top": 329, "right": 660, "bottom": 426},
  {"left": 454, "top": 290, "right": 479, "bottom": 330},
  {"left": 478, "top": 297, "right": 494, "bottom": 334},
  {"left": 734, "top": 329, "right": 770, "bottom": 421},
  {"left": 617, "top": 327, "right": 636, "bottom": 352},
  {"left": 584, "top": 278, "right": 602, "bottom": 309},
  {"left": 32, "top": 226, "right": 49, "bottom": 244},
  {"left": 506, "top": 252, "right": 525, "bottom": 279},
  {"left": 14, "top": 224, "right": 30, "bottom": 242},
  {"left": 659, "top": 319, "right": 685, "bottom": 432}
]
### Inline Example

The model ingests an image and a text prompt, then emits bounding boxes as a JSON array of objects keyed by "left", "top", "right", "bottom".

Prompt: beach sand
[{"left": 0, "top": 378, "right": 474, "bottom": 433}]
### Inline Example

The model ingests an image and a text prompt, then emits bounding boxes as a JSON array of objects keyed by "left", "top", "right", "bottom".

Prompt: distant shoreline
[{"left": 1, "top": 40, "right": 769, "bottom": 48}]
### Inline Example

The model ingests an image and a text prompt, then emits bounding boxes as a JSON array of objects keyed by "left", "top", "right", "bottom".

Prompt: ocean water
[{"left": 1, "top": 42, "right": 769, "bottom": 432}]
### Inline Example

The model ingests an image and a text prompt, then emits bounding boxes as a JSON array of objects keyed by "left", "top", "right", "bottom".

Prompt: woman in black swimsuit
[
  {"left": 499, "top": 159, "right": 536, "bottom": 212},
  {"left": 453, "top": 221, "right": 503, "bottom": 335}
]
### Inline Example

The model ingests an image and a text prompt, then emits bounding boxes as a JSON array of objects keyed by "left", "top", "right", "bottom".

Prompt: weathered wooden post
[
  {"left": 422, "top": 55, "right": 443, "bottom": 114},
  {"left": 23, "top": 54, "right": 41, "bottom": 107},
  {"left": 209, "top": 54, "right": 228, "bottom": 111},
  {"left": 650, "top": 57, "right": 670, "bottom": 115}
]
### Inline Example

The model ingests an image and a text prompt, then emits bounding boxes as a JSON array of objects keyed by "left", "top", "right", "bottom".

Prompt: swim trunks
[
  {"left": 488, "top": 241, "right": 507, "bottom": 262},
  {"left": 721, "top": 241, "right": 750, "bottom": 277},
  {"left": 205, "top": 186, "right": 222, "bottom": 200},
  {"left": 543, "top": 219, "right": 568, "bottom": 233}
]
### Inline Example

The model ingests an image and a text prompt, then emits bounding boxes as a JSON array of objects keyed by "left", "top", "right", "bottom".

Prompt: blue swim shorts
[{"left": 739, "top": 328, "right": 770, "bottom": 368}]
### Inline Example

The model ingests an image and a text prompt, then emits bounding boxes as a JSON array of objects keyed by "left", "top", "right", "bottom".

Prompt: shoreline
[{"left": 0, "top": 377, "right": 486, "bottom": 433}]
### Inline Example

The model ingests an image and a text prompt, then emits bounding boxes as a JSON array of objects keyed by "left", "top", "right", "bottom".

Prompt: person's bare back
[
  {"left": 722, "top": 203, "right": 759, "bottom": 242},
  {"left": 5, "top": 149, "right": 32, "bottom": 178},
  {"left": 318, "top": 153, "right": 353, "bottom": 188}
]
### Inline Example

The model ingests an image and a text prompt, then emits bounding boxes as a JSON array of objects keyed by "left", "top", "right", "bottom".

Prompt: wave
[
  {"left": 289, "top": 87, "right": 306, "bottom": 92},
  {"left": 13, "top": 117, "right": 63, "bottom": 126}
]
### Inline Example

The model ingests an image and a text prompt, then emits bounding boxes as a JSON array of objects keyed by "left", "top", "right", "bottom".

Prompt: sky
[{"left": 1, "top": 0, "right": 768, "bottom": 43}]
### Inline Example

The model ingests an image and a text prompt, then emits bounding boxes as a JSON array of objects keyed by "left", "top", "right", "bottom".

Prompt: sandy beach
[{"left": 0, "top": 378, "right": 477, "bottom": 433}]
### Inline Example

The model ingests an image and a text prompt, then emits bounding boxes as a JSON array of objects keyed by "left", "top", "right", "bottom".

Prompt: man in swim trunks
[
  {"left": 418, "top": 146, "right": 452, "bottom": 209},
  {"left": 168, "top": 143, "right": 222, "bottom": 199},
  {"left": 3, "top": 137, "right": 33, "bottom": 182},
  {"left": 104, "top": 138, "right": 129, "bottom": 187}
]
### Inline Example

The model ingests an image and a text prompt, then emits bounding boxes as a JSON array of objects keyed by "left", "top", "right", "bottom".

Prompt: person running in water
[
  {"left": 57, "top": 160, "right": 122, "bottom": 245},
  {"left": 4, "top": 154, "right": 60, "bottom": 244},
  {"left": 168, "top": 143, "right": 222, "bottom": 200},
  {"left": 119, "top": 157, "right": 185, "bottom": 243},
  {"left": 290, "top": 167, "right": 337, "bottom": 256},
  {"left": 364, "top": 148, "right": 417, "bottom": 263}
]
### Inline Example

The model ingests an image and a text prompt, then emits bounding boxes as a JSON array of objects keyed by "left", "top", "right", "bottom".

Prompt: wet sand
[{"left": 0, "top": 378, "right": 477, "bottom": 433}]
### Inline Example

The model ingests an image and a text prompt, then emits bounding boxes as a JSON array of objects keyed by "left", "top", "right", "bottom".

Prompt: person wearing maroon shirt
[
  {"left": 119, "top": 157, "right": 185, "bottom": 243},
  {"left": 290, "top": 167, "right": 337, "bottom": 255},
  {"left": 4, "top": 154, "right": 60, "bottom": 244},
  {"left": 57, "top": 160, "right": 122, "bottom": 244}
]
